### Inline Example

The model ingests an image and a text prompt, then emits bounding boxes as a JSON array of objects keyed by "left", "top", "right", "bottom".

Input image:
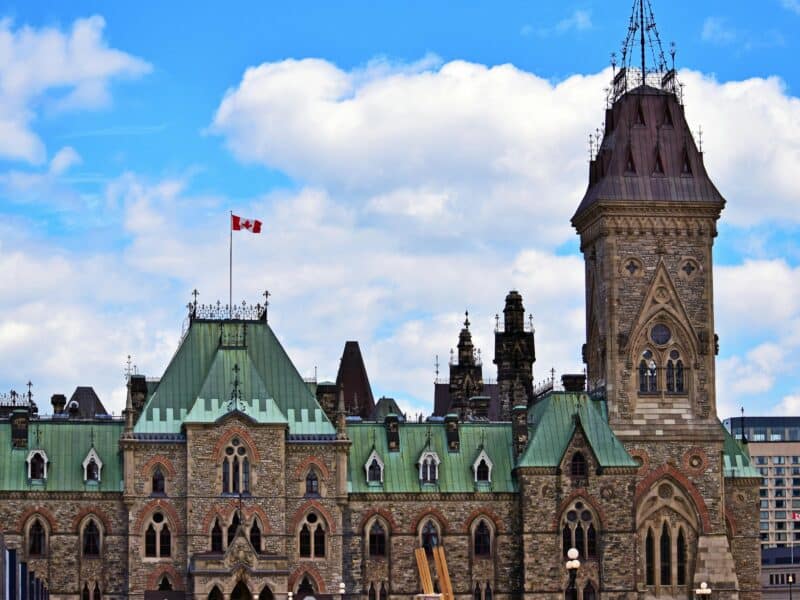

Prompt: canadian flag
[
  {"left": 792, "top": 512, "right": 800, "bottom": 521},
  {"left": 231, "top": 214, "right": 262, "bottom": 233}
]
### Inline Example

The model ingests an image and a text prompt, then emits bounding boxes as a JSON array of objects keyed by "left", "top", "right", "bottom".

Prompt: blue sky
[{"left": 1, "top": 0, "right": 799, "bottom": 420}]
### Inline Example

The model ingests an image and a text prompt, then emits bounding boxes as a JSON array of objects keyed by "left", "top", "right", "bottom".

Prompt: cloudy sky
[{"left": 1, "top": 1, "right": 798, "bottom": 421}]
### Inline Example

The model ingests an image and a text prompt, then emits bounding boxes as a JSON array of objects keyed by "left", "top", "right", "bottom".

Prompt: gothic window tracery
[
  {"left": 27, "top": 518, "right": 46, "bottom": 556},
  {"left": 472, "top": 449, "right": 493, "bottom": 483},
  {"left": 151, "top": 466, "right": 166, "bottom": 495},
  {"left": 82, "top": 447, "right": 103, "bottom": 482},
  {"left": 250, "top": 519, "right": 262, "bottom": 552},
  {"left": 298, "top": 512, "right": 325, "bottom": 558},
  {"left": 82, "top": 519, "right": 101, "bottom": 557},
  {"left": 420, "top": 519, "right": 440, "bottom": 556},
  {"left": 221, "top": 437, "right": 250, "bottom": 495},
  {"left": 368, "top": 520, "right": 387, "bottom": 557},
  {"left": 27, "top": 450, "right": 48, "bottom": 480},
  {"left": 143, "top": 511, "right": 171, "bottom": 559},
  {"left": 365, "top": 449, "right": 384, "bottom": 484},
  {"left": 561, "top": 501, "right": 598, "bottom": 560},
  {"left": 211, "top": 519, "right": 223, "bottom": 553},
  {"left": 473, "top": 520, "right": 492, "bottom": 557},
  {"left": 418, "top": 451, "right": 440, "bottom": 484},
  {"left": 305, "top": 470, "right": 319, "bottom": 496}
]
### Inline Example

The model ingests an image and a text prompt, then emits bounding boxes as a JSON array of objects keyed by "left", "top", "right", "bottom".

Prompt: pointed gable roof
[
  {"left": 135, "top": 320, "right": 333, "bottom": 435},
  {"left": 336, "top": 341, "right": 375, "bottom": 419},
  {"left": 517, "top": 392, "right": 637, "bottom": 469},
  {"left": 573, "top": 87, "right": 725, "bottom": 225}
]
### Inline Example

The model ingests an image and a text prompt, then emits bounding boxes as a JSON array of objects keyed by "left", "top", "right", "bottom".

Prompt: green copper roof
[
  {"left": 722, "top": 422, "right": 760, "bottom": 478},
  {"left": 135, "top": 320, "right": 333, "bottom": 435},
  {"left": 518, "top": 392, "right": 637, "bottom": 469},
  {"left": 348, "top": 422, "right": 516, "bottom": 493},
  {"left": 0, "top": 420, "right": 123, "bottom": 492}
]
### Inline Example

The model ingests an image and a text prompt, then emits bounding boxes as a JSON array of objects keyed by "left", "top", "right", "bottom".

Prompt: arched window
[
  {"left": 474, "top": 583, "right": 482, "bottom": 600},
  {"left": 259, "top": 586, "right": 274, "bottom": 600},
  {"left": 305, "top": 471, "right": 319, "bottom": 496},
  {"left": 250, "top": 520, "right": 262, "bottom": 552},
  {"left": 474, "top": 520, "right": 491, "bottom": 557},
  {"left": 94, "top": 583, "right": 102, "bottom": 600},
  {"left": 82, "top": 520, "right": 101, "bottom": 557},
  {"left": 561, "top": 501, "right": 598, "bottom": 560},
  {"left": 211, "top": 519, "right": 223, "bottom": 553},
  {"left": 86, "top": 460, "right": 99, "bottom": 482},
  {"left": 639, "top": 350, "right": 658, "bottom": 392},
  {"left": 660, "top": 522, "right": 672, "bottom": 585},
  {"left": 379, "top": 583, "right": 388, "bottom": 600},
  {"left": 144, "top": 512, "right": 170, "bottom": 558},
  {"left": 30, "top": 452, "right": 46, "bottom": 480},
  {"left": 476, "top": 459, "right": 490, "bottom": 482},
  {"left": 645, "top": 528, "right": 655, "bottom": 585},
  {"left": 570, "top": 452, "right": 587, "bottom": 477},
  {"left": 152, "top": 467, "right": 165, "bottom": 495},
  {"left": 583, "top": 582, "right": 596, "bottom": 600},
  {"left": 209, "top": 586, "right": 223, "bottom": 600},
  {"left": 677, "top": 527, "right": 687, "bottom": 585},
  {"left": 368, "top": 459, "right": 383, "bottom": 483},
  {"left": 368, "top": 583, "right": 376, "bottom": 600},
  {"left": 228, "top": 512, "right": 241, "bottom": 546},
  {"left": 419, "top": 452, "right": 440, "bottom": 484},
  {"left": 297, "top": 576, "right": 314, "bottom": 600},
  {"left": 299, "top": 512, "right": 325, "bottom": 558},
  {"left": 28, "top": 519, "right": 46, "bottom": 556},
  {"left": 158, "top": 577, "right": 173, "bottom": 591},
  {"left": 421, "top": 520, "right": 439, "bottom": 556},
  {"left": 676, "top": 360, "right": 685, "bottom": 392},
  {"left": 587, "top": 524, "right": 597, "bottom": 558},
  {"left": 484, "top": 583, "right": 492, "bottom": 600},
  {"left": 369, "top": 521, "right": 386, "bottom": 557},
  {"left": 82, "top": 584, "right": 90, "bottom": 600},
  {"left": 221, "top": 437, "right": 250, "bottom": 494}
]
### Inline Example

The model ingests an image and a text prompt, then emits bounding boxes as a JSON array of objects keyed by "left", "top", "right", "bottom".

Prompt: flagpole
[{"left": 229, "top": 211, "right": 233, "bottom": 317}]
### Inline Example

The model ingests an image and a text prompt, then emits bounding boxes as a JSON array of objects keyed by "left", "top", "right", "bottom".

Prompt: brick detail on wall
[
  {"left": 293, "top": 456, "right": 331, "bottom": 480},
  {"left": 288, "top": 565, "right": 327, "bottom": 593},
  {"left": 140, "top": 455, "right": 178, "bottom": 479},
  {"left": 71, "top": 506, "right": 113, "bottom": 534}
]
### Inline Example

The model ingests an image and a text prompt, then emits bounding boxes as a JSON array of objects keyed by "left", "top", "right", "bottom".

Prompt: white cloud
[
  {"left": 781, "top": 0, "right": 800, "bottom": 15},
  {"left": 701, "top": 17, "right": 737, "bottom": 45},
  {"left": 773, "top": 394, "right": 800, "bottom": 415},
  {"left": 554, "top": 10, "right": 593, "bottom": 34},
  {"left": 49, "top": 146, "right": 82, "bottom": 175},
  {"left": 0, "top": 16, "right": 150, "bottom": 164}
]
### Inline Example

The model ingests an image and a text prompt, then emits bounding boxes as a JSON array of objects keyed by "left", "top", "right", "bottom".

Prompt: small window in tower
[
  {"left": 653, "top": 151, "right": 665, "bottom": 175},
  {"left": 681, "top": 148, "right": 693, "bottom": 176},
  {"left": 636, "top": 101, "right": 646, "bottom": 126},
  {"left": 663, "top": 101, "right": 674, "bottom": 127},
  {"left": 625, "top": 148, "right": 636, "bottom": 174}
]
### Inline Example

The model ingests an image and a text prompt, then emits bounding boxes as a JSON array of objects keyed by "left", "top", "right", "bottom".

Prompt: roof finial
[
  {"left": 464, "top": 310, "right": 470, "bottom": 329},
  {"left": 228, "top": 363, "right": 244, "bottom": 412},
  {"left": 435, "top": 354, "right": 440, "bottom": 383},
  {"left": 26, "top": 380, "right": 33, "bottom": 403}
]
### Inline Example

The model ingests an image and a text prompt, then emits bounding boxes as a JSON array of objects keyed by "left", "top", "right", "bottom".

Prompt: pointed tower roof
[
  {"left": 335, "top": 341, "right": 376, "bottom": 419},
  {"left": 572, "top": 1, "right": 725, "bottom": 227}
]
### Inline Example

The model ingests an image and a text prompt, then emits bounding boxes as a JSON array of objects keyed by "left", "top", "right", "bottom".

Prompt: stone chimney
[{"left": 51, "top": 394, "right": 67, "bottom": 415}]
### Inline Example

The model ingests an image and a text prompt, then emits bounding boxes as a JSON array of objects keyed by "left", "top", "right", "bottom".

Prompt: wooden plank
[
  {"left": 434, "top": 546, "right": 453, "bottom": 600},
  {"left": 439, "top": 546, "right": 454, "bottom": 600},
  {"left": 415, "top": 547, "right": 434, "bottom": 595}
]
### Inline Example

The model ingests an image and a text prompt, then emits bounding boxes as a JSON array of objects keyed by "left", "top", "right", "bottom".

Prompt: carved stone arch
[
  {"left": 635, "top": 476, "right": 702, "bottom": 535},
  {"left": 17, "top": 507, "right": 57, "bottom": 535},
  {"left": 288, "top": 566, "right": 326, "bottom": 594},
  {"left": 358, "top": 508, "right": 398, "bottom": 533},
  {"left": 141, "top": 455, "right": 177, "bottom": 479},
  {"left": 411, "top": 508, "right": 450, "bottom": 535},
  {"left": 134, "top": 499, "right": 183, "bottom": 535},
  {"left": 146, "top": 566, "right": 185, "bottom": 591},
  {"left": 553, "top": 492, "right": 607, "bottom": 530},
  {"left": 290, "top": 500, "right": 336, "bottom": 534},
  {"left": 72, "top": 508, "right": 112, "bottom": 535},
  {"left": 293, "top": 456, "right": 330, "bottom": 480},
  {"left": 212, "top": 426, "right": 261, "bottom": 462}
]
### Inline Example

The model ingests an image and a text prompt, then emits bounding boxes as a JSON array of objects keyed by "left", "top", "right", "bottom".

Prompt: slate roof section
[
  {"left": 0, "top": 420, "right": 123, "bottom": 492},
  {"left": 721, "top": 422, "right": 760, "bottom": 479},
  {"left": 348, "top": 422, "right": 515, "bottom": 493},
  {"left": 67, "top": 386, "right": 109, "bottom": 419},
  {"left": 517, "top": 392, "right": 637, "bottom": 469},
  {"left": 371, "top": 396, "right": 404, "bottom": 422},
  {"left": 135, "top": 320, "right": 333, "bottom": 435},
  {"left": 573, "top": 86, "right": 725, "bottom": 224},
  {"left": 336, "top": 341, "right": 375, "bottom": 419}
]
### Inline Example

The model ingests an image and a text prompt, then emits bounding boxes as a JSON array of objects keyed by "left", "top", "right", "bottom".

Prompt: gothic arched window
[
  {"left": 476, "top": 459, "right": 490, "bottom": 482},
  {"left": 368, "top": 584, "right": 376, "bottom": 600},
  {"left": 419, "top": 452, "right": 440, "bottom": 484},
  {"left": 421, "top": 519, "right": 439, "bottom": 556},
  {"left": 677, "top": 527, "right": 687, "bottom": 585},
  {"left": 144, "top": 512, "right": 170, "bottom": 558},
  {"left": 474, "top": 584, "right": 481, "bottom": 600},
  {"left": 158, "top": 577, "right": 173, "bottom": 591},
  {"left": 29, "top": 452, "right": 46, "bottom": 480},
  {"left": 570, "top": 452, "right": 587, "bottom": 477},
  {"left": 645, "top": 528, "right": 655, "bottom": 585},
  {"left": 379, "top": 583, "right": 388, "bottom": 600},
  {"left": 86, "top": 460, "right": 99, "bottom": 482},
  {"left": 561, "top": 501, "right": 598, "bottom": 560},
  {"left": 368, "top": 458, "right": 383, "bottom": 483},
  {"left": 221, "top": 437, "right": 250, "bottom": 494},
  {"left": 666, "top": 349, "right": 686, "bottom": 393},
  {"left": 660, "top": 522, "right": 672, "bottom": 585},
  {"left": 228, "top": 512, "right": 241, "bottom": 546},
  {"left": 250, "top": 519, "right": 262, "bottom": 552},
  {"left": 209, "top": 586, "right": 223, "bottom": 600},
  {"left": 583, "top": 582, "right": 596, "bottom": 600},
  {"left": 305, "top": 470, "right": 319, "bottom": 496},
  {"left": 152, "top": 466, "right": 165, "bottom": 495},
  {"left": 94, "top": 583, "right": 102, "bottom": 600},
  {"left": 485, "top": 583, "right": 492, "bottom": 600},
  {"left": 473, "top": 520, "right": 491, "bottom": 557},
  {"left": 82, "top": 584, "right": 90, "bottom": 600},
  {"left": 28, "top": 519, "right": 46, "bottom": 556},
  {"left": 82, "top": 520, "right": 101, "bottom": 557},
  {"left": 298, "top": 512, "right": 325, "bottom": 558},
  {"left": 639, "top": 350, "right": 658, "bottom": 392},
  {"left": 369, "top": 521, "right": 387, "bottom": 557},
  {"left": 211, "top": 519, "right": 223, "bottom": 553}
]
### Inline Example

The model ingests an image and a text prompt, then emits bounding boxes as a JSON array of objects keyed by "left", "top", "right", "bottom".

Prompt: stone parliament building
[{"left": 0, "top": 6, "right": 762, "bottom": 600}]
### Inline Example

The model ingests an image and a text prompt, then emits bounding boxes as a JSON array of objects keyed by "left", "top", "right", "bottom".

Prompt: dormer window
[
  {"left": 27, "top": 450, "right": 48, "bottom": 481},
  {"left": 83, "top": 448, "right": 103, "bottom": 483},
  {"left": 472, "top": 449, "right": 493, "bottom": 484},
  {"left": 418, "top": 451, "right": 440, "bottom": 485},
  {"left": 365, "top": 449, "right": 384, "bottom": 484}
]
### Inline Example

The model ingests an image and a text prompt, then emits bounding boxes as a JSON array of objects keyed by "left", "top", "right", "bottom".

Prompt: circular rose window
[{"left": 651, "top": 324, "right": 671, "bottom": 345}]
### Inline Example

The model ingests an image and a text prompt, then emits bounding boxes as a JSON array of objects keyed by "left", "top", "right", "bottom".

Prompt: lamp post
[
  {"left": 789, "top": 573, "right": 795, "bottom": 600},
  {"left": 694, "top": 581, "right": 711, "bottom": 600},
  {"left": 565, "top": 547, "right": 581, "bottom": 600},
  {"left": 338, "top": 582, "right": 346, "bottom": 600}
]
